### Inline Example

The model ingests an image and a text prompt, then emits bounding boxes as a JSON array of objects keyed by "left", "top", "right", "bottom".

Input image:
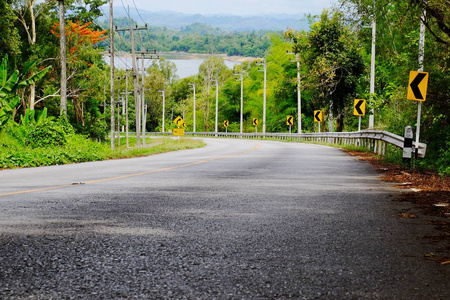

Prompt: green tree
[
  {"left": 287, "top": 10, "right": 365, "bottom": 132},
  {"left": 198, "top": 57, "right": 230, "bottom": 131},
  {"left": 341, "top": 0, "right": 450, "bottom": 169},
  {"left": 0, "top": 0, "right": 22, "bottom": 59},
  {"left": 0, "top": 55, "right": 51, "bottom": 127}
]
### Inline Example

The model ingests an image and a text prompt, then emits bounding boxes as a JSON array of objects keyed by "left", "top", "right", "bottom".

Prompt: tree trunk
[{"left": 336, "top": 113, "right": 344, "bottom": 132}]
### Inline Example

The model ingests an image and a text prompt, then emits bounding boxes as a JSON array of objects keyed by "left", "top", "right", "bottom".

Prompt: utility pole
[
  {"left": 159, "top": 89, "right": 166, "bottom": 132},
  {"left": 234, "top": 65, "right": 244, "bottom": 134},
  {"left": 257, "top": 59, "right": 267, "bottom": 133},
  {"left": 287, "top": 51, "right": 302, "bottom": 133},
  {"left": 212, "top": 79, "right": 219, "bottom": 134},
  {"left": 122, "top": 70, "right": 132, "bottom": 148},
  {"left": 369, "top": 0, "right": 376, "bottom": 129},
  {"left": 58, "top": 0, "right": 67, "bottom": 116},
  {"left": 188, "top": 80, "right": 196, "bottom": 133},
  {"left": 115, "top": 25, "right": 148, "bottom": 147},
  {"left": 141, "top": 57, "right": 146, "bottom": 145},
  {"left": 116, "top": 76, "right": 123, "bottom": 146},
  {"left": 109, "top": 0, "right": 115, "bottom": 150},
  {"left": 415, "top": 8, "right": 426, "bottom": 157}
]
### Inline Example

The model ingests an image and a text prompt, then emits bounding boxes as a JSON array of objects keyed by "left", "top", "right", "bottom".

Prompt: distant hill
[{"left": 109, "top": 7, "right": 307, "bottom": 31}]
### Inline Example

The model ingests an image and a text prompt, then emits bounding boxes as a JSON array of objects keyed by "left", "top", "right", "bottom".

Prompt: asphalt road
[{"left": 0, "top": 138, "right": 448, "bottom": 299}]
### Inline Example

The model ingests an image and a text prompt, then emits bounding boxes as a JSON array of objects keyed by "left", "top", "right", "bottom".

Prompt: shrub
[
  {"left": 26, "top": 121, "right": 67, "bottom": 148},
  {"left": 437, "top": 142, "right": 450, "bottom": 177}
]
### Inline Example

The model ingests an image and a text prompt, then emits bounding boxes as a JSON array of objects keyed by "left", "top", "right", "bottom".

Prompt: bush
[
  {"left": 26, "top": 121, "right": 67, "bottom": 148},
  {"left": 436, "top": 142, "right": 450, "bottom": 177}
]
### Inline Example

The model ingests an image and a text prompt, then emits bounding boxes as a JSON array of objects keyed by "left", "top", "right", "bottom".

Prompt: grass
[
  {"left": 109, "top": 137, "right": 205, "bottom": 159},
  {"left": 0, "top": 135, "right": 205, "bottom": 169}
]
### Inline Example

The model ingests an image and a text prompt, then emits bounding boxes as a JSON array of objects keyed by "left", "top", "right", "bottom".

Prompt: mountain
[{"left": 109, "top": 7, "right": 307, "bottom": 31}]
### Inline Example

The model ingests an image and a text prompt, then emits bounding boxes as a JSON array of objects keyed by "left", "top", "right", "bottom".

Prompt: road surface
[{"left": 0, "top": 138, "right": 448, "bottom": 299}]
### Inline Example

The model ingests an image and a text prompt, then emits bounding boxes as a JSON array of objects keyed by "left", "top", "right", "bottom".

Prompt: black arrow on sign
[
  {"left": 410, "top": 72, "right": 427, "bottom": 100},
  {"left": 355, "top": 100, "right": 364, "bottom": 115},
  {"left": 314, "top": 111, "right": 321, "bottom": 122},
  {"left": 287, "top": 116, "right": 293, "bottom": 125},
  {"left": 253, "top": 119, "right": 258, "bottom": 126}
]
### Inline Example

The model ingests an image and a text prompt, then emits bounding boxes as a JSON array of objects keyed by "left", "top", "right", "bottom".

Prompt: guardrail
[{"left": 145, "top": 130, "right": 427, "bottom": 158}]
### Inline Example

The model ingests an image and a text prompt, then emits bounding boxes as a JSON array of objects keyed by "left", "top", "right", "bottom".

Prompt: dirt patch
[{"left": 342, "top": 149, "right": 450, "bottom": 265}]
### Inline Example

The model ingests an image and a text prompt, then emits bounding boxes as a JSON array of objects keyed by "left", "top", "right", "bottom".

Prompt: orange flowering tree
[{"left": 51, "top": 21, "right": 109, "bottom": 138}]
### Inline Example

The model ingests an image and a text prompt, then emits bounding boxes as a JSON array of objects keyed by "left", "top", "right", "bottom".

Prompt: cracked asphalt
[{"left": 0, "top": 138, "right": 448, "bottom": 299}]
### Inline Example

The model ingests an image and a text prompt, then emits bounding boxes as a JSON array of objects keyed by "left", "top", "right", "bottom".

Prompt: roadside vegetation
[
  {"left": 0, "top": 0, "right": 448, "bottom": 175},
  {"left": 0, "top": 115, "right": 205, "bottom": 169}
]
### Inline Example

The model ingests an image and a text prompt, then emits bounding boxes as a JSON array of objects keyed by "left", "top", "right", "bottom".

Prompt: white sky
[{"left": 114, "top": 0, "right": 338, "bottom": 16}]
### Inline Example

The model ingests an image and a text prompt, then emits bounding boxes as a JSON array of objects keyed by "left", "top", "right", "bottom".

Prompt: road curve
[{"left": 0, "top": 138, "right": 448, "bottom": 299}]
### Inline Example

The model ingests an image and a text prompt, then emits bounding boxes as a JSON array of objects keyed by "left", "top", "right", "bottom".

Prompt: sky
[{"left": 114, "top": 0, "right": 338, "bottom": 16}]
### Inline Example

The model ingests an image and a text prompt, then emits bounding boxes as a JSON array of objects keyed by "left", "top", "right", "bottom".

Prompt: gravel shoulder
[{"left": 342, "top": 149, "right": 450, "bottom": 265}]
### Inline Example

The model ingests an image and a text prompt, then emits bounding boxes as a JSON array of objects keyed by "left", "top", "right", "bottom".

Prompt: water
[{"left": 105, "top": 56, "right": 241, "bottom": 79}]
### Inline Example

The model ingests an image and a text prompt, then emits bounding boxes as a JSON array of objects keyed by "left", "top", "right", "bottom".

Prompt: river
[{"left": 104, "top": 55, "right": 248, "bottom": 79}]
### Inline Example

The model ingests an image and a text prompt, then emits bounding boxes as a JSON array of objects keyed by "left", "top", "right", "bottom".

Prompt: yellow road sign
[
  {"left": 407, "top": 71, "right": 429, "bottom": 101},
  {"left": 286, "top": 116, "right": 294, "bottom": 126},
  {"left": 223, "top": 120, "right": 229, "bottom": 127},
  {"left": 354, "top": 99, "right": 366, "bottom": 116},
  {"left": 314, "top": 110, "right": 323, "bottom": 123},
  {"left": 173, "top": 116, "right": 184, "bottom": 127},
  {"left": 252, "top": 118, "right": 258, "bottom": 126},
  {"left": 173, "top": 128, "right": 185, "bottom": 136}
]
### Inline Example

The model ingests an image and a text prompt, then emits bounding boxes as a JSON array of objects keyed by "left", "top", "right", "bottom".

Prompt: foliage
[
  {"left": 0, "top": 55, "right": 51, "bottom": 126},
  {"left": 51, "top": 20, "right": 108, "bottom": 139},
  {"left": 66, "top": 0, "right": 107, "bottom": 26},
  {"left": 0, "top": 0, "right": 22, "bottom": 58},
  {"left": 436, "top": 142, "right": 450, "bottom": 176},
  {"left": 26, "top": 120, "right": 68, "bottom": 148},
  {"left": 20, "top": 107, "right": 52, "bottom": 126},
  {"left": 339, "top": 0, "right": 450, "bottom": 175},
  {"left": 286, "top": 10, "right": 365, "bottom": 132},
  {"left": 107, "top": 20, "right": 272, "bottom": 57}
]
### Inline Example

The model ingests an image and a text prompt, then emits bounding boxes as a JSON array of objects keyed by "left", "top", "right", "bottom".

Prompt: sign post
[
  {"left": 286, "top": 116, "right": 293, "bottom": 134},
  {"left": 353, "top": 99, "right": 366, "bottom": 132},
  {"left": 314, "top": 110, "right": 323, "bottom": 133},
  {"left": 403, "top": 126, "right": 413, "bottom": 164},
  {"left": 173, "top": 116, "right": 184, "bottom": 139},
  {"left": 223, "top": 120, "right": 229, "bottom": 133},
  {"left": 407, "top": 70, "right": 429, "bottom": 158},
  {"left": 252, "top": 118, "right": 258, "bottom": 133}
]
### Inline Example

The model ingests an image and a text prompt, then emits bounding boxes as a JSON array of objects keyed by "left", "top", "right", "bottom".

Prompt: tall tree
[
  {"left": 0, "top": 0, "right": 22, "bottom": 59},
  {"left": 12, "top": 0, "right": 56, "bottom": 111},
  {"left": 287, "top": 10, "right": 365, "bottom": 131},
  {"left": 198, "top": 57, "right": 228, "bottom": 131}
]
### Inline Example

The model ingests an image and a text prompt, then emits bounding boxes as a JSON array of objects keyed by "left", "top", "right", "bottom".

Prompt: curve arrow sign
[
  {"left": 314, "top": 111, "right": 323, "bottom": 123},
  {"left": 286, "top": 116, "right": 294, "bottom": 126},
  {"left": 353, "top": 99, "right": 366, "bottom": 116},
  {"left": 407, "top": 71, "right": 429, "bottom": 101}
]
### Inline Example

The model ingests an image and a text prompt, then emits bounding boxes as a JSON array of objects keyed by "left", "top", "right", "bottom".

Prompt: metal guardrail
[{"left": 145, "top": 130, "right": 427, "bottom": 158}]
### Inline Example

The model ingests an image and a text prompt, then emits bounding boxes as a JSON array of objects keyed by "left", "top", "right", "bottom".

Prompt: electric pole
[
  {"left": 116, "top": 76, "right": 123, "bottom": 146},
  {"left": 115, "top": 25, "right": 148, "bottom": 147},
  {"left": 141, "top": 57, "right": 146, "bottom": 145},
  {"left": 108, "top": 0, "right": 115, "bottom": 149},
  {"left": 188, "top": 80, "right": 196, "bottom": 133},
  {"left": 287, "top": 51, "right": 302, "bottom": 133},
  {"left": 122, "top": 70, "right": 132, "bottom": 148},
  {"left": 234, "top": 65, "right": 244, "bottom": 134},
  {"left": 58, "top": 0, "right": 67, "bottom": 116},
  {"left": 369, "top": 0, "right": 376, "bottom": 129},
  {"left": 212, "top": 79, "right": 219, "bottom": 134},
  {"left": 158, "top": 89, "right": 166, "bottom": 132},
  {"left": 415, "top": 8, "right": 426, "bottom": 157},
  {"left": 137, "top": 51, "right": 157, "bottom": 144},
  {"left": 257, "top": 59, "right": 267, "bottom": 133}
]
